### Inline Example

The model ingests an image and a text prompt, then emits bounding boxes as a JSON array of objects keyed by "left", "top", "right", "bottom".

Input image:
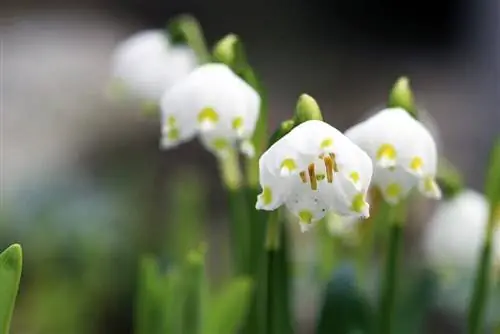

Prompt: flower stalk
[{"left": 467, "top": 139, "right": 500, "bottom": 334}]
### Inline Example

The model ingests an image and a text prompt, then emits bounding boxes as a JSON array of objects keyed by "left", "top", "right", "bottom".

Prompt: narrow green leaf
[
  {"left": 485, "top": 139, "right": 500, "bottom": 208},
  {"left": 204, "top": 277, "right": 253, "bottom": 334},
  {"left": 0, "top": 243, "right": 22, "bottom": 334}
]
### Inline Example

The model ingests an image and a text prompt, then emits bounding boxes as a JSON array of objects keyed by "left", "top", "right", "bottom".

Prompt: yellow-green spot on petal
[
  {"left": 350, "top": 171, "right": 360, "bottom": 183},
  {"left": 167, "top": 128, "right": 179, "bottom": 140},
  {"left": 424, "top": 177, "right": 435, "bottom": 192},
  {"left": 298, "top": 210, "right": 313, "bottom": 224},
  {"left": 386, "top": 183, "right": 402, "bottom": 198},
  {"left": 262, "top": 186, "right": 273, "bottom": 206},
  {"left": 316, "top": 174, "right": 326, "bottom": 181},
  {"left": 350, "top": 193, "right": 365, "bottom": 213},
  {"left": 167, "top": 115, "right": 177, "bottom": 127},
  {"left": 281, "top": 158, "right": 297, "bottom": 172},
  {"left": 320, "top": 138, "right": 333, "bottom": 149},
  {"left": 211, "top": 138, "right": 229, "bottom": 151},
  {"left": 410, "top": 156, "right": 423, "bottom": 171},
  {"left": 198, "top": 107, "right": 219, "bottom": 124},
  {"left": 376, "top": 143, "right": 397, "bottom": 161},
  {"left": 232, "top": 116, "right": 244, "bottom": 130},
  {"left": 142, "top": 101, "right": 159, "bottom": 116}
]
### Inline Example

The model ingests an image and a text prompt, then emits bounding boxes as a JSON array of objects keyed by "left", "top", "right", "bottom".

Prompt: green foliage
[{"left": 0, "top": 244, "right": 22, "bottom": 334}]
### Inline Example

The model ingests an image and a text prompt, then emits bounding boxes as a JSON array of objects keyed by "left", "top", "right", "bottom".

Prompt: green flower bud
[
  {"left": 294, "top": 94, "right": 323, "bottom": 123},
  {"left": 388, "top": 76, "right": 417, "bottom": 118}
]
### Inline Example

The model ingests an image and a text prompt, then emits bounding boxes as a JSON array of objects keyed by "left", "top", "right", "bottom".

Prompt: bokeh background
[{"left": 1, "top": 0, "right": 499, "bottom": 333}]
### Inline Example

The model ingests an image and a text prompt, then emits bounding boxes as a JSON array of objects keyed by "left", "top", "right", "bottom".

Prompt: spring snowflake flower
[
  {"left": 160, "top": 63, "right": 260, "bottom": 157},
  {"left": 422, "top": 189, "right": 500, "bottom": 272},
  {"left": 110, "top": 30, "right": 197, "bottom": 103},
  {"left": 256, "top": 120, "right": 373, "bottom": 232},
  {"left": 345, "top": 107, "right": 441, "bottom": 204}
]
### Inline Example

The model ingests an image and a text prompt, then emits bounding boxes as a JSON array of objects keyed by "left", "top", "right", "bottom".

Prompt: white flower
[
  {"left": 255, "top": 120, "right": 373, "bottom": 232},
  {"left": 111, "top": 30, "right": 197, "bottom": 102},
  {"left": 422, "top": 189, "right": 500, "bottom": 272},
  {"left": 160, "top": 63, "right": 260, "bottom": 157},
  {"left": 345, "top": 107, "right": 441, "bottom": 204}
]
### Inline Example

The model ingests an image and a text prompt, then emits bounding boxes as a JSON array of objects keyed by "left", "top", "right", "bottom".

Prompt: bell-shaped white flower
[
  {"left": 256, "top": 120, "right": 373, "bottom": 232},
  {"left": 422, "top": 189, "right": 500, "bottom": 272},
  {"left": 160, "top": 63, "right": 260, "bottom": 157},
  {"left": 110, "top": 30, "right": 197, "bottom": 103},
  {"left": 345, "top": 107, "right": 441, "bottom": 204}
]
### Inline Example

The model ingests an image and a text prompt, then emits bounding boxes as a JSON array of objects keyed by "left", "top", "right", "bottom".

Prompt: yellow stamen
[
  {"left": 323, "top": 155, "right": 334, "bottom": 183},
  {"left": 316, "top": 174, "right": 326, "bottom": 181},
  {"left": 308, "top": 164, "right": 317, "bottom": 190},
  {"left": 299, "top": 171, "right": 307, "bottom": 183},
  {"left": 329, "top": 153, "right": 339, "bottom": 171}
]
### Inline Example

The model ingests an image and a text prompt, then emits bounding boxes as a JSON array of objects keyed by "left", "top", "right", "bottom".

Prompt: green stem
[
  {"left": 377, "top": 203, "right": 405, "bottom": 334},
  {"left": 167, "top": 14, "right": 211, "bottom": 64},
  {"left": 218, "top": 150, "right": 251, "bottom": 275},
  {"left": 467, "top": 204, "right": 499, "bottom": 334},
  {"left": 265, "top": 211, "right": 281, "bottom": 250}
]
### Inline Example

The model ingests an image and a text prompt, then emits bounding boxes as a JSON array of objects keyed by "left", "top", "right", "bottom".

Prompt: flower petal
[{"left": 374, "top": 166, "right": 418, "bottom": 205}]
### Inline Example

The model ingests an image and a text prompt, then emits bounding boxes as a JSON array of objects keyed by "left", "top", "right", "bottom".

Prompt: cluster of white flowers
[{"left": 110, "top": 31, "right": 443, "bottom": 232}]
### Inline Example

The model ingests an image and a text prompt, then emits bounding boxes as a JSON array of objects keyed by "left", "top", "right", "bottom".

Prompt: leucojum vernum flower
[
  {"left": 160, "top": 63, "right": 260, "bottom": 157},
  {"left": 256, "top": 120, "right": 373, "bottom": 232},
  {"left": 345, "top": 107, "right": 442, "bottom": 204},
  {"left": 110, "top": 30, "right": 198, "bottom": 104}
]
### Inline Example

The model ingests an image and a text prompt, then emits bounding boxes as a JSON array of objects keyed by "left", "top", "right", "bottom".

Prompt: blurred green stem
[
  {"left": 0, "top": 244, "right": 22, "bottom": 334},
  {"left": 377, "top": 202, "right": 406, "bottom": 334},
  {"left": 467, "top": 204, "right": 499, "bottom": 334},
  {"left": 468, "top": 139, "right": 500, "bottom": 334},
  {"left": 167, "top": 14, "right": 211, "bottom": 64}
]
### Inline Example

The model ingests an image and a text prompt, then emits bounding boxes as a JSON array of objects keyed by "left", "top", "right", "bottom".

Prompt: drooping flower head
[
  {"left": 110, "top": 30, "right": 197, "bottom": 103},
  {"left": 160, "top": 63, "right": 260, "bottom": 157},
  {"left": 345, "top": 107, "right": 441, "bottom": 204},
  {"left": 256, "top": 120, "right": 373, "bottom": 232}
]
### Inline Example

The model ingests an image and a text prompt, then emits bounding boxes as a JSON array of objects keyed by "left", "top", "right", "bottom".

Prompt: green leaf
[
  {"left": 0, "top": 244, "right": 23, "bottom": 334},
  {"left": 393, "top": 269, "right": 438, "bottom": 334},
  {"left": 485, "top": 139, "right": 500, "bottom": 208},
  {"left": 204, "top": 277, "right": 253, "bottom": 334},
  {"left": 316, "top": 262, "right": 373, "bottom": 334}
]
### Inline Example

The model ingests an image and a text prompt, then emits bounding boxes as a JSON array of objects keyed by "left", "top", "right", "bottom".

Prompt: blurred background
[{"left": 1, "top": 0, "right": 499, "bottom": 333}]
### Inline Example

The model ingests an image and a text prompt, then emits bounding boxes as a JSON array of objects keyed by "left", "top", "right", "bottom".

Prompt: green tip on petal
[
  {"left": 212, "top": 33, "right": 247, "bottom": 73},
  {"left": 294, "top": 94, "right": 323, "bottom": 123},
  {"left": 388, "top": 76, "right": 417, "bottom": 118}
]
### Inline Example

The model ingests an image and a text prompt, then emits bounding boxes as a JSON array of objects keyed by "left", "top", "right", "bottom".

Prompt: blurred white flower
[
  {"left": 422, "top": 189, "right": 500, "bottom": 271},
  {"left": 345, "top": 107, "right": 441, "bottom": 204},
  {"left": 256, "top": 120, "right": 373, "bottom": 232},
  {"left": 110, "top": 30, "right": 197, "bottom": 103},
  {"left": 160, "top": 63, "right": 260, "bottom": 157}
]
